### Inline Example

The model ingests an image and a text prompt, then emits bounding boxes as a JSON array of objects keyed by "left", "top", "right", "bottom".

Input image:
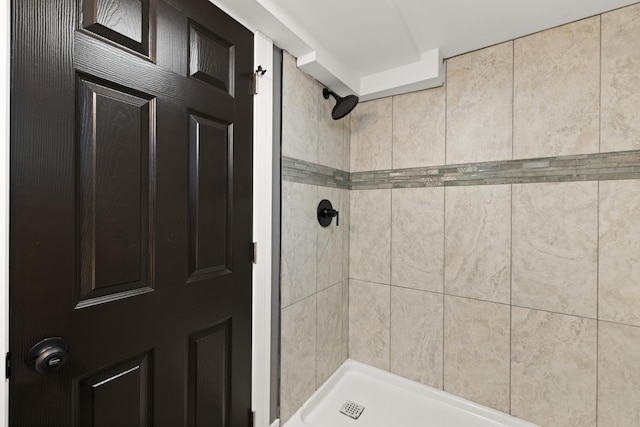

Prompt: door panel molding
[
  {"left": 79, "top": 0, "right": 157, "bottom": 60},
  {"left": 75, "top": 77, "right": 157, "bottom": 307},
  {"left": 74, "top": 351, "right": 153, "bottom": 427}
]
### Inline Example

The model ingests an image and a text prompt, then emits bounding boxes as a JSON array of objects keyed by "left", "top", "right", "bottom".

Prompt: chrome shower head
[{"left": 323, "top": 87, "right": 359, "bottom": 120}]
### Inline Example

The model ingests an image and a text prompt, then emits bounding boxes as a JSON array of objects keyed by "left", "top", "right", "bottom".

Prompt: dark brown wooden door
[{"left": 10, "top": 0, "right": 253, "bottom": 425}]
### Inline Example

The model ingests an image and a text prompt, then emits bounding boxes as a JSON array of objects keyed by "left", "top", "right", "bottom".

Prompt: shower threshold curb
[{"left": 284, "top": 359, "right": 538, "bottom": 427}]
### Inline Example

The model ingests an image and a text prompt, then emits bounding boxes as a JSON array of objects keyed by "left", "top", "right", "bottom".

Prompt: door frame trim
[
  {"left": 252, "top": 31, "right": 276, "bottom": 427},
  {"left": 1, "top": 0, "right": 9, "bottom": 422}
]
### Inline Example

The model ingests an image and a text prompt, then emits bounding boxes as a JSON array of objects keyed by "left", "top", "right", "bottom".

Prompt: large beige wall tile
[
  {"left": 598, "top": 321, "right": 640, "bottom": 426},
  {"left": 391, "top": 187, "right": 444, "bottom": 293},
  {"left": 316, "top": 283, "right": 343, "bottom": 386},
  {"left": 341, "top": 190, "right": 350, "bottom": 361},
  {"left": 317, "top": 186, "right": 344, "bottom": 291},
  {"left": 341, "top": 280, "right": 349, "bottom": 361},
  {"left": 512, "top": 182, "right": 598, "bottom": 318},
  {"left": 349, "top": 280, "right": 390, "bottom": 370},
  {"left": 350, "top": 190, "right": 391, "bottom": 284},
  {"left": 280, "top": 296, "right": 316, "bottom": 424},
  {"left": 318, "top": 92, "right": 349, "bottom": 170},
  {"left": 514, "top": 17, "right": 600, "bottom": 159},
  {"left": 445, "top": 185, "right": 511, "bottom": 304},
  {"left": 350, "top": 98, "right": 392, "bottom": 172},
  {"left": 599, "top": 180, "right": 640, "bottom": 326},
  {"left": 342, "top": 189, "right": 350, "bottom": 285},
  {"left": 393, "top": 87, "right": 445, "bottom": 168},
  {"left": 444, "top": 296, "right": 510, "bottom": 412},
  {"left": 511, "top": 307, "right": 597, "bottom": 427},
  {"left": 391, "top": 287, "right": 443, "bottom": 389},
  {"left": 446, "top": 42, "right": 513, "bottom": 164},
  {"left": 282, "top": 52, "right": 318, "bottom": 163},
  {"left": 281, "top": 182, "right": 317, "bottom": 307},
  {"left": 601, "top": 4, "right": 640, "bottom": 152}
]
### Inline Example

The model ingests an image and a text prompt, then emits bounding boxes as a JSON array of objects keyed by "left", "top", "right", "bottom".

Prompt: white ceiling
[{"left": 212, "top": 0, "right": 637, "bottom": 100}]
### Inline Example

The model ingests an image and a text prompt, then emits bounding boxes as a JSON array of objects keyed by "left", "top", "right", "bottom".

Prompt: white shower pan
[{"left": 285, "top": 359, "right": 538, "bottom": 427}]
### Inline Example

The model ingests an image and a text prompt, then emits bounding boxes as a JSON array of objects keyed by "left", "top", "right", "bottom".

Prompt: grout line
[
  {"left": 280, "top": 290, "right": 317, "bottom": 311},
  {"left": 599, "top": 14, "right": 603, "bottom": 155},
  {"left": 442, "top": 186, "right": 446, "bottom": 390},
  {"left": 444, "top": 292, "right": 512, "bottom": 308},
  {"left": 509, "top": 183, "right": 513, "bottom": 414},
  {"left": 391, "top": 96, "right": 395, "bottom": 170},
  {"left": 510, "top": 303, "right": 598, "bottom": 321},
  {"left": 512, "top": 40, "right": 515, "bottom": 161},
  {"left": 390, "top": 283, "right": 445, "bottom": 295},
  {"left": 597, "top": 180, "right": 600, "bottom": 323},
  {"left": 388, "top": 188, "right": 393, "bottom": 372},
  {"left": 598, "top": 318, "right": 640, "bottom": 329},
  {"left": 444, "top": 60, "right": 448, "bottom": 166},
  {"left": 596, "top": 179, "right": 600, "bottom": 427},
  {"left": 442, "top": 60, "right": 447, "bottom": 389}
]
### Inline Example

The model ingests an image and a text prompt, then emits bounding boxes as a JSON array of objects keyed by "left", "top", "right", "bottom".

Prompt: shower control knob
[{"left": 317, "top": 199, "right": 339, "bottom": 227}]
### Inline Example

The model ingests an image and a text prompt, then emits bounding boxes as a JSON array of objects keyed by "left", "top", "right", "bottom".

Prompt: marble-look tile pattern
[
  {"left": 281, "top": 181, "right": 317, "bottom": 307},
  {"left": 350, "top": 98, "right": 392, "bottom": 172},
  {"left": 317, "top": 186, "right": 344, "bottom": 291},
  {"left": 341, "top": 190, "right": 350, "bottom": 361},
  {"left": 393, "top": 87, "right": 446, "bottom": 168},
  {"left": 282, "top": 52, "right": 318, "bottom": 163},
  {"left": 446, "top": 42, "right": 513, "bottom": 164},
  {"left": 341, "top": 280, "right": 349, "bottom": 361},
  {"left": 347, "top": 150, "right": 640, "bottom": 190},
  {"left": 444, "top": 296, "right": 510, "bottom": 412},
  {"left": 512, "top": 182, "right": 598, "bottom": 318},
  {"left": 316, "top": 283, "right": 343, "bottom": 386},
  {"left": 318, "top": 91, "right": 349, "bottom": 171},
  {"left": 599, "top": 180, "right": 640, "bottom": 326},
  {"left": 391, "top": 187, "right": 444, "bottom": 293},
  {"left": 598, "top": 321, "right": 640, "bottom": 426},
  {"left": 514, "top": 17, "right": 600, "bottom": 159},
  {"left": 280, "top": 296, "right": 316, "bottom": 424},
  {"left": 391, "top": 287, "right": 443, "bottom": 389},
  {"left": 445, "top": 185, "right": 511, "bottom": 304},
  {"left": 511, "top": 307, "right": 597, "bottom": 427},
  {"left": 350, "top": 190, "right": 391, "bottom": 284},
  {"left": 601, "top": 3, "right": 640, "bottom": 152},
  {"left": 349, "top": 280, "right": 390, "bottom": 370}
]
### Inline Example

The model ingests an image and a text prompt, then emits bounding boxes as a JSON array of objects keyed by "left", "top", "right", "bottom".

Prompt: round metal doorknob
[{"left": 26, "top": 337, "right": 69, "bottom": 374}]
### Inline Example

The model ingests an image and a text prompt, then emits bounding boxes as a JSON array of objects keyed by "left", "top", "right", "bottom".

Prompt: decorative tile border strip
[
  {"left": 282, "top": 156, "right": 351, "bottom": 189},
  {"left": 283, "top": 151, "right": 640, "bottom": 190}
]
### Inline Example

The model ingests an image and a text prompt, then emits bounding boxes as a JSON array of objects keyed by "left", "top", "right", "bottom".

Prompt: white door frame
[
  {"left": 252, "top": 31, "right": 277, "bottom": 427},
  {"left": 0, "top": 9, "right": 276, "bottom": 427},
  {"left": 1, "top": 0, "right": 10, "bottom": 423}
]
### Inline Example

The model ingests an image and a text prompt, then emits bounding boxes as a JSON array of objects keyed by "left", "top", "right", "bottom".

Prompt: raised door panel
[
  {"left": 76, "top": 77, "right": 156, "bottom": 307},
  {"left": 81, "top": 0, "right": 155, "bottom": 58},
  {"left": 75, "top": 352, "right": 153, "bottom": 427},
  {"left": 187, "top": 112, "right": 232, "bottom": 283},
  {"left": 187, "top": 320, "right": 231, "bottom": 427},
  {"left": 188, "top": 20, "right": 235, "bottom": 95}
]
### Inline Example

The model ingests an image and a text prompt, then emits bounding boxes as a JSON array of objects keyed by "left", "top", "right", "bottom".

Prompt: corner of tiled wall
[
  {"left": 280, "top": 51, "right": 351, "bottom": 425},
  {"left": 346, "top": 3, "right": 640, "bottom": 426}
]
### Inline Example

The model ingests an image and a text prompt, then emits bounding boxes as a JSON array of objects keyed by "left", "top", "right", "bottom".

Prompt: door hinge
[
  {"left": 252, "top": 65, "right": 267, "bottom": 95},
  {"left": 249, "top": 409, "right": 256, "bottom": 427},
  {"left": 5, "top": 352, "right": 10, "bottom": 379},
  {"left": 252, "top": 242, "right": 257, "bottom": 264},
  {"left": 252, "top": 72, "right": 259, "bottom": 95}
]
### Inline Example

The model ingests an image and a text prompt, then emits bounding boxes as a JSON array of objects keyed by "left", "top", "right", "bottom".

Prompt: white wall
[{"left": 1, "top": 0, "right": 9, "bottom": 423}]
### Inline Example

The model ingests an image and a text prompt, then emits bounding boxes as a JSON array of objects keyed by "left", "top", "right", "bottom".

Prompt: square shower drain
[{"left": 339, "top": 400, "right": 365, "bottom": 420}]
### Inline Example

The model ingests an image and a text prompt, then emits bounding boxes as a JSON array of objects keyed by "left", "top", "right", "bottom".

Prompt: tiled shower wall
[
  {"left": 279, "top": 53, "right": 350, "bottom": 424},
  {"left": 348, "top": 4, "right": 640, "bottom": 427}
]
